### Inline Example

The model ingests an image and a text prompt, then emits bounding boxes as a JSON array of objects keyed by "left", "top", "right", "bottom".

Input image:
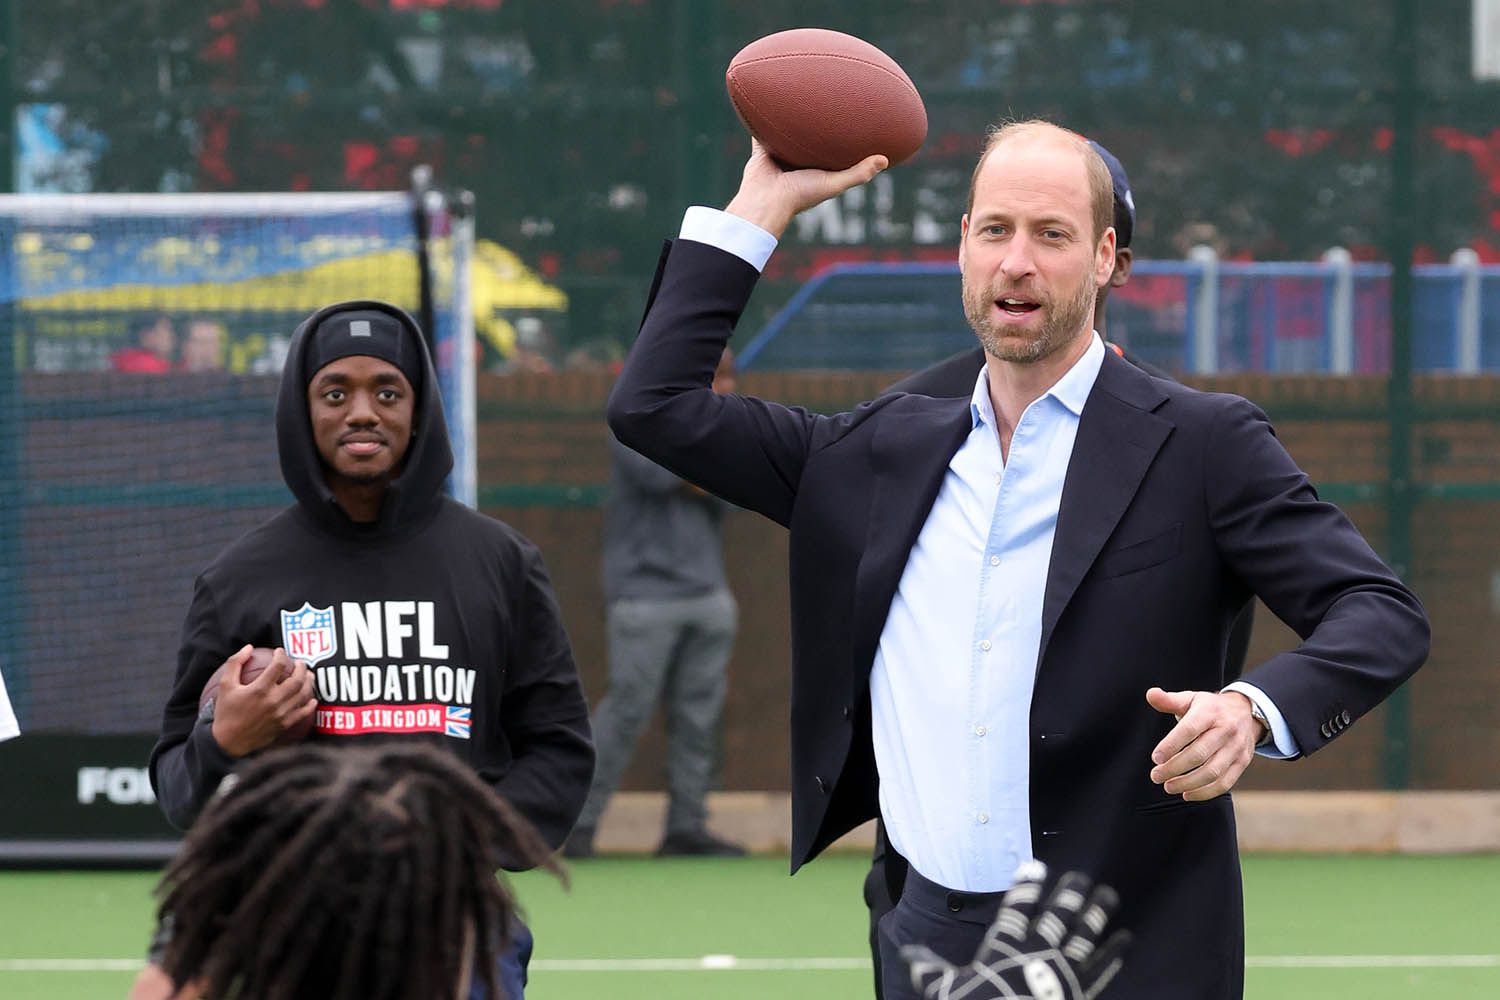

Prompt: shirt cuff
[
  {"left": 1222, "top": 681, "right": 1299, "bottom": 759},
  {"left": 679, "top": 206, "right": 778, "bottom": 272}
]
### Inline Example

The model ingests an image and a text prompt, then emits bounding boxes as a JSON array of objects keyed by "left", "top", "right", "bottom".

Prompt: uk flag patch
[{"left": 445, "top": 706, "right": 472, "bottom": 739}]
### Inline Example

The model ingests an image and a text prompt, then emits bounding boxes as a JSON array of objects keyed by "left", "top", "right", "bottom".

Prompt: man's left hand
[{"left": 1146, "top": 688, "right": 1263, "bottom": 801}]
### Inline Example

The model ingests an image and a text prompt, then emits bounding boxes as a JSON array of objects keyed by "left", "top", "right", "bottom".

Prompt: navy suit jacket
[{"left": 607, "top": 237, "right": 1429, "bottom": 999}]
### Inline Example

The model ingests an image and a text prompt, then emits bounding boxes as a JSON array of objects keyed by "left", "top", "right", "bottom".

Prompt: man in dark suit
[
  {"left": 863, "top": 137, "right": 1215, "bottom": 1000},
  {"left": 607, "top": 120, "right": 1428, "bottom": 999}
]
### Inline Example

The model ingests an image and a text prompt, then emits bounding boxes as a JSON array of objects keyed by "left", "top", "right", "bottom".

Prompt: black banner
[{"left": 0, "top": 732, "right": 180, "bottom": 863}]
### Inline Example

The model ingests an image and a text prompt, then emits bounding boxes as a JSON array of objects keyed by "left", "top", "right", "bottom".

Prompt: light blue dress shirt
[
  {"left": 870, "top": 339, "right": 1104, "bottom": 891},
  {"left": 676, "top": 206, "right": 1297, "bottom": 892}
]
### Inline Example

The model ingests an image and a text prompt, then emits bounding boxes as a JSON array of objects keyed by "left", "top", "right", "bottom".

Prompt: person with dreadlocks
[
  {"left": 130, "top": 742, "right": 559, "bottom": 1000},
  {"left": 147, "top": 301, "right": 594, "bottom": 998}
]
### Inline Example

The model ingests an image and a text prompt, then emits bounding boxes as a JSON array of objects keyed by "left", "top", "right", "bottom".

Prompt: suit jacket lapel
[
  {"left": 1039, "top": 350, "right": 1173, "bottom": 664},
  {"left": 851, "top": 396, "right": 973, "bottom": 691}
]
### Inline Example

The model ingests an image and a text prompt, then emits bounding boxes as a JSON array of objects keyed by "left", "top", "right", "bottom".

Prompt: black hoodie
[{"left": 149, "top": 301, "right": 594, "bottom": 859}]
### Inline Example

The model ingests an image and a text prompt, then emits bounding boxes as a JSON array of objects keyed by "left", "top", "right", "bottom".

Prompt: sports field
[{"left": 2, "top": 852, "right": 1496, "bottom": 999}]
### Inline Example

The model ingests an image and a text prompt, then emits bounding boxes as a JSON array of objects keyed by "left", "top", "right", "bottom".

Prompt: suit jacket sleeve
[
  {"left": 608, "top": 238, "right": 830, "bottom": 527},
  {"left": 1206, "top": 396, "right": 1429, "bottom": 755},
  {"left": 612, "top": 436, "right": 687, "bottom": 495}
]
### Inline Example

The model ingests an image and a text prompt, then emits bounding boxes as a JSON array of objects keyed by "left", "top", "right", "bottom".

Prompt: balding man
[{"left": 606, "top": 120, "right": 1427, "bottom": 999}]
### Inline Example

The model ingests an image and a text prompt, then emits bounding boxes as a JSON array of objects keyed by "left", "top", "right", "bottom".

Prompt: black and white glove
[{"left": 901, "top": 861, "right": 1130, "bottom": 1000}]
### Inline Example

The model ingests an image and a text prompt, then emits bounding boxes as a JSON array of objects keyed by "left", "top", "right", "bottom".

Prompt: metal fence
[{"left": 739, "top": 253, "right": 1500, "bottom": 374}]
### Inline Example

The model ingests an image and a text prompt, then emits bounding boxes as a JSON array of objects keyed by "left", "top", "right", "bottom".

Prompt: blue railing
[{"left": 738, "top": 253, "right": 1500, "bottom": 374}]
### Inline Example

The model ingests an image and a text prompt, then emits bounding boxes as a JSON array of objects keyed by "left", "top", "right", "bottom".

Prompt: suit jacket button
[
  {"left": 814, "top": 775, "right": 828, "bottom": 794},
  {"left": 946, "top": 893, "right": 963, "bottom": 913},
  {"left": 1342, "top": 710, "right": 1352, "bottom": 725},
  {"left": 842, "top": 705, "right": 851, "bottom": 720},
  {"left": 1320, "top": 723, "right": 1332, "bottom": 738}
]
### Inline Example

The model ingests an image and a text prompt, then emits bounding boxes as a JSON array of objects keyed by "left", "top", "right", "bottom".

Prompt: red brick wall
[{"left": 477, "top": 371, "right": 1500, "bottom": 793}]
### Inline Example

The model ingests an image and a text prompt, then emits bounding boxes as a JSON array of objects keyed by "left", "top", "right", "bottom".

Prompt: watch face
[
  {"left": 1251, "top": 705, "right": 1271, "bottom": 745},
  {"left": 198, "top": 696, "right": 216, "bottom": 724}
]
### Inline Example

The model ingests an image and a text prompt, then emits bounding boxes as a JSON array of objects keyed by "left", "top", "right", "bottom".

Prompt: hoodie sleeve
[
  {"left": 148, "top": 576, "right": 239, "bottom": 830},
  {"left": 491, "top": 542, "right": 595, "bottom": 866}
]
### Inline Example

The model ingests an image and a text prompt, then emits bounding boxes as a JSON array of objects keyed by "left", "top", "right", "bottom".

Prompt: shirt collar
[{"left": 969, "top": 333, "right": 1107, "bottom": 428}]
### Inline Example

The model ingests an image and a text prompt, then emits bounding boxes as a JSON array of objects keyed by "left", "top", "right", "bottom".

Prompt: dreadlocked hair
[{"left": 155, "top": 741, "right": 560, "bottom": 1000}]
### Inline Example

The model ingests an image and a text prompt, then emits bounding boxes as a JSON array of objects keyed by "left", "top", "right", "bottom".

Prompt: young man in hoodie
[{"left": 148, "top": 300, "right": 594, "bottom": 999}]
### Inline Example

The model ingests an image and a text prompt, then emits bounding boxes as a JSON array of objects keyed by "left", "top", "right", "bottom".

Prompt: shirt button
[
  {"left": 980, "top": 640, "right": 992, "bottom": 651},
  {"left": 975, "top": 725, "right": 987, "bottom": 737},
  {"left": 977, "top": 812, "right": 989, "bottom": 824},
  {"left": 989, "top": 554, "right": 1000, "bottom": 566}
]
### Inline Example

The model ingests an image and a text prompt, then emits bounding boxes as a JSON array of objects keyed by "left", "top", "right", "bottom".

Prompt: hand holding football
[
  {"left": 726, "top": 28, "right": 927, "bottom": 171},
  {"left": 200, "top": 646, "right": 317, "bottom": 753}
]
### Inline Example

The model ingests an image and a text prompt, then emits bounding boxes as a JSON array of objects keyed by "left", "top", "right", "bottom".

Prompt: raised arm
[{"left": 606, "top": 143, "right": 887, "bottom": 526}]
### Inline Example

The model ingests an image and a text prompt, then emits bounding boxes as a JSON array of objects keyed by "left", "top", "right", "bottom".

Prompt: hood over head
[{"left": 276, "top": 299, "right": 453, "bottom": 536}]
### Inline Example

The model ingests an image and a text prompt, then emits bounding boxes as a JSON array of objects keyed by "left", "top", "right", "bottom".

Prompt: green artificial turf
[{"left": 2, "top": 853, "right": 1497, "bottom": 999}]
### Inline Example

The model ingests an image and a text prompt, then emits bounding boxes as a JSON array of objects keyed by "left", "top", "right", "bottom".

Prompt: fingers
[
  {"left": 986, "top": 859, "right": 1050, "bottom": 947},
  {"left": 1061, "top": 883, "right": 1119, "bottom": 965},
  {"left": 1033, "top": 871, "right": 1092, "bottom": 949},
  {"left": 727, "top": 141, "right": 887, "bottom": 237},
  {"left": 1149, "top": 690, "right": 1258, "bottom": 800},
  {"left": 831, "top": 153, "right": 890, "bottom": 188},
  {"left": 968, "top": 868, "right": 1129, "bottom": 1000},
  {"left": 899, "top": 945, "right": 956, "bottom": 999},
  {"left": 243, "top": 649, "right": 280, "bottom": 691},
  {"left": 217, "top": 645, "right": 254, "bottom": 691},
  {"left": 213, "top": 651, "right": 316, "bottom": 756},
  {"left": 252, "top": 650, "right": 307, "bottom": 695},
  {"left": 1080, "top": 929, "right": 1132, "bottom": 1000},
  {"left": 1145, "top": 686, "right": 1191, "bottom": 720},
  {"left": 280, "top": 686, "right": 319, "bottom": 732},
  {"left": 268, "top": 657, "right": 317, "bottom": 718},
  {"left": 1147, "top": 688, "right": 1201, "bottom": 773},
  {"left": 1161, "top": 742, "right": 1252, "bottom": 800},
  {"left": 789, "top": 154, "right": 887, "bottom": 209},
  {"left": 267, "top": 647, "right": 297, "bottom": 682}
]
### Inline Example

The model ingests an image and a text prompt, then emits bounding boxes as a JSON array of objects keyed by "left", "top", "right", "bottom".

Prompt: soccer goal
[{"left": 0, "top": 185, "right": 474, "bottom": 861}]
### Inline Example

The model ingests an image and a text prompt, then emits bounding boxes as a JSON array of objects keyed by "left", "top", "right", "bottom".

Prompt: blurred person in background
[
  {"left": 179, "top": 318, "right": 227, "bottom": 372},
  {"left": 112, "top": 313, "right": 177, "bottom": 373},
  {"left": 566, "top": 347, "right": 743, "bottom": 858}
]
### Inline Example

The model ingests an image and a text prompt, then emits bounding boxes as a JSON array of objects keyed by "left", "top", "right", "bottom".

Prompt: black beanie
[{"left": 305, "top": 308, "right": 424, "bottom": 391}]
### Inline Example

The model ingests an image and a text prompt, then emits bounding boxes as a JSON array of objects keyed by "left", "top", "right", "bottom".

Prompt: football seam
[{"left": 731, "top": 51, "right": 921, "bottom": 101}]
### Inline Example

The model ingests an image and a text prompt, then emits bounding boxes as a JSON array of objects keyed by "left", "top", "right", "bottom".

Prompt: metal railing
[{"left": 740, "top": 248, "right": 1500, "bottom": 375}]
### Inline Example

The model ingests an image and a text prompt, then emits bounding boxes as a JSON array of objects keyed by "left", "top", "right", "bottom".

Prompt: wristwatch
[
  {"left": 198, "top": 696, "right": 216, "bottom": 724},
  {"left": 1247, "top": 699, "right": 1272, "bottom": 748}
]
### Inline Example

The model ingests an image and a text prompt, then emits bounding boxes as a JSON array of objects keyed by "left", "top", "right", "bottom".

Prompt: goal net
[{"left": 0, "top": 191, "right": 475, "bottom": 741}]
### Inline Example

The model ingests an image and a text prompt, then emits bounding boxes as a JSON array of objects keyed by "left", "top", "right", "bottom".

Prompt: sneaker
[
  {"left": 561, "top": 828, "right": 596, "bottom": 859},
  {"left": 654, "top": 829, "right": 746, "bottom": 857}
]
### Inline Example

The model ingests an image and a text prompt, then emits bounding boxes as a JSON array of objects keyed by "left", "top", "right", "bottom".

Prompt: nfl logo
[{"left": 280, "top": 603, "right": 338, "bottom": 666}]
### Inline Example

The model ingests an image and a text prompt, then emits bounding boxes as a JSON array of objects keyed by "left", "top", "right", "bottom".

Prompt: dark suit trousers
[{"left": 876, "top": 869, "right": 1007, "bottom": 1000}]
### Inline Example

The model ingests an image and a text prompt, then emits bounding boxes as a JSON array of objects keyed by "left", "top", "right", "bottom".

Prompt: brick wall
[
  {"left": 477, "top": 371, "right": 1500, "bottom": 793},
  {"left": 13, "top": 369, "right": 1494, "bottom": 789}
]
